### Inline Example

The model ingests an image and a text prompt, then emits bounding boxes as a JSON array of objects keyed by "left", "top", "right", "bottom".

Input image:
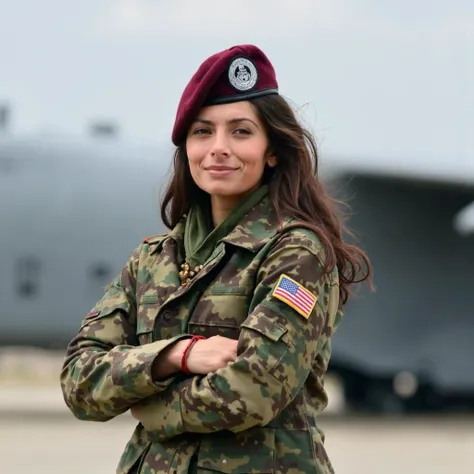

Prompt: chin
[
  {"left": 203, "top": 184, "right": 251, "bottom": 197},
  {"left": 197, "top": 176, "right": 261, "bottom": 198},
  {"left": 199, "top": 180, "right": 241, "bottom": 196}
]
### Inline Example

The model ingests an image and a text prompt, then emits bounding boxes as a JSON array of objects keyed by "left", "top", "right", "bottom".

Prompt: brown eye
[
  {"left": 234, "top": 128, "right": 251, "bottom": 135},
  {"left": 193, "top": 128, "right": 211, "bottom": 135}
]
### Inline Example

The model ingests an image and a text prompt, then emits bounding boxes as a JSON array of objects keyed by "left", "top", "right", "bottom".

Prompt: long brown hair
[{"left": 161, "top": 94, "right": 372, "bottom": 304}]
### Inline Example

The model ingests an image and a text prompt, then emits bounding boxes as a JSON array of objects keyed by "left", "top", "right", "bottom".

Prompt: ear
[{"left": 266, "top": 154, "right": 278, "bottom": 168}]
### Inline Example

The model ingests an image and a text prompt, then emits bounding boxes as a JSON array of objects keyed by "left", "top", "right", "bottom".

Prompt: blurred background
[{"left": 0, "top": 1, "right": 473, "bottom": 473}]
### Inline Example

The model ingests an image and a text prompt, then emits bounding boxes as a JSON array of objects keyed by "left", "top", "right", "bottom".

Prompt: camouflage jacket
[{"left": 60, "top": 197, "right": 342, "bottom": 474}]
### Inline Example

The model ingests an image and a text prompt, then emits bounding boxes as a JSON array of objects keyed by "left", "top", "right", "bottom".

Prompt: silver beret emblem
[{"left": 228, "top": 57, "right": 258, "bottom": 91}]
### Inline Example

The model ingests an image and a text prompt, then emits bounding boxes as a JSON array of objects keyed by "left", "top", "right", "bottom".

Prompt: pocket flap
[
  {"left": 81, "top": 302, "right": 129, "bottom": 327},
  {"left": 240, "top": 312, "right": 287, "bottom": 342}
]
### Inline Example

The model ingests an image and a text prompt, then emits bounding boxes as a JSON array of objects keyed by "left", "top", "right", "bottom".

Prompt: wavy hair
[{"left": 161, "top": 94, "right": 373, "bottom": 304}]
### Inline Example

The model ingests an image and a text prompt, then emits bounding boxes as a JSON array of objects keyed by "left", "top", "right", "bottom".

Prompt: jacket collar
[
  {"left": 222, "top": 195, "right": 292, "bottom": 252},
  {"left": 146, "top": 218, "right": 185, "bottom": 255},
  {"left": 152, "top": 195, "right": 293, "bottom": 255}
]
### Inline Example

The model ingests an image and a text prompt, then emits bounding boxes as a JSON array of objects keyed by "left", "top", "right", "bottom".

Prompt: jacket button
[{"left": 162, "top": 311, "right": 172, "bottom": 321}]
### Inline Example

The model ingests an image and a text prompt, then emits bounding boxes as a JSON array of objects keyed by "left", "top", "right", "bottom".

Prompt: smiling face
[{"left": 185, "top": 101, "right": 277, "bottom": 204}]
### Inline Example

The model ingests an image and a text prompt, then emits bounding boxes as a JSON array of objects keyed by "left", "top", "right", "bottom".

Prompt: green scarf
[{"left": 184, "top": 185, "right": 269, "bottom": 269}]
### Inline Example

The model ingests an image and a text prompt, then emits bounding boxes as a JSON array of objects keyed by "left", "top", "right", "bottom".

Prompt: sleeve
[
  {"left": 60, "top": 245, "right": 192, "bottom": 422},
  {"left": 134, "top": 235, "right": 340, "bottom": 440}
]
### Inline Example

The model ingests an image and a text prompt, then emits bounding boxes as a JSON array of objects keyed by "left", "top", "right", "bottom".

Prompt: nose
[{"left": 210, "top": 129, "right": 230, "bottom": 158}]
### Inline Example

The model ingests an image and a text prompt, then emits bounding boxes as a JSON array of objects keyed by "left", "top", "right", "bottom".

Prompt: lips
[
  {"left": 205, "top": 166, "right": 238, "bottom": 171},
  {"left": 204, "top": 166, "right": 238, "bottom": 177}
]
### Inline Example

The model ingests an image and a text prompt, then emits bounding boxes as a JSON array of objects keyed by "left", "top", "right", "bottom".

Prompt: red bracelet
[{"left": 180, "top": 335, "right": 206, "bottom": 375}]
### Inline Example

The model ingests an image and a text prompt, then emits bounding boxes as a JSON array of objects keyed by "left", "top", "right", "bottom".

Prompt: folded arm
[
  {"left": 134, "top": 235, "right": 340, "bottom": 440},
  {"left": 60, "top": 246, "right": 191, "bottom": 422}
]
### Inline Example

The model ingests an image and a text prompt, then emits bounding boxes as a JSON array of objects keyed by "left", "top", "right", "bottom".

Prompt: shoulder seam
[{"left": 277, "top": 227, "right": 323, "bottom": 247}]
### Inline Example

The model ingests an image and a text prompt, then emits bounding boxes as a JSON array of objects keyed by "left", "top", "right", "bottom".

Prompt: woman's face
[{"left": 186, "top": 101, "right": 277, "bottom": 200}]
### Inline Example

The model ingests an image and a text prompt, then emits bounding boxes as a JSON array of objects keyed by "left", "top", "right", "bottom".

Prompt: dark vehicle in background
[{"left": 1, "top": 134, "right": 473, "bottom": 413}]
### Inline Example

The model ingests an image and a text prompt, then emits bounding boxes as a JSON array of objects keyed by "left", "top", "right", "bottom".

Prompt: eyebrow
[{"left": 192, "top": 117, "right": 260, "bottom": 129}]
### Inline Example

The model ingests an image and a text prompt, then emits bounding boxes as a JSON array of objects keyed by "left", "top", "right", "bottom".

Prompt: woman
[{"left": 61, "top": 44, "right": 372, "bottom": 474}]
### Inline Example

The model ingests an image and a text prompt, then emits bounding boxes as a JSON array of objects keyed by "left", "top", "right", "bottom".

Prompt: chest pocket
[
  {"left": 136, "top": 294, "right": 188, "bottom": 343},
  {"left": 187, "top": 287, "right": 253, "bottom": 340}
]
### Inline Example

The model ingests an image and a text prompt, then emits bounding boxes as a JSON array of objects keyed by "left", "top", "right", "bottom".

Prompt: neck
[{"left": 210, "top": 195, "right": 240, "bottom": 227}]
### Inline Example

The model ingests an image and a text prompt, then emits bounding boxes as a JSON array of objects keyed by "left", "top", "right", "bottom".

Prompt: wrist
[
  {"left": 180, "top": 335, "right": 206, "bottom": 374},
  {"left": 170, "top": 339, "right": 191, "bottom": 371}
]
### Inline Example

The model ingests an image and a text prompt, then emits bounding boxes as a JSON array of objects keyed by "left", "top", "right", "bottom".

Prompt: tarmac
[{"left": 0, "top": 347, "right": 68, "bottom": 416}]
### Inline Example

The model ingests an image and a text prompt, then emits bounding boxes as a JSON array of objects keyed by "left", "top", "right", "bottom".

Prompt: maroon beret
[{"left": 171, "top": 44, "right": 279, "bottom": 145}]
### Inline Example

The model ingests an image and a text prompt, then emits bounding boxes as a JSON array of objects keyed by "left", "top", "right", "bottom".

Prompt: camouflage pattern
[{"left": 61, "top": 195, "right": 343, "bottom": 474}]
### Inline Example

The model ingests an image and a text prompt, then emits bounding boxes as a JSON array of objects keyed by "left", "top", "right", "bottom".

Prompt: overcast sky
[{"left": 0, "top": 0, "right": 472, "bottom": 162}]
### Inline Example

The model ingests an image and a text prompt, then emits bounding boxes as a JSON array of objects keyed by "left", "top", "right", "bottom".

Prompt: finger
[{"left": 224, "top": 353, "right": 237, "bottom": 363}]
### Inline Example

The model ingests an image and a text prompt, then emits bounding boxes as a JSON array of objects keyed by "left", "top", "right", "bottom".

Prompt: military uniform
[
  {"left": 61, "top": 192, "right": 342, "bottom": 474},
  {"left": 61, "top": 45, "right": 343, "bottom": 473}
]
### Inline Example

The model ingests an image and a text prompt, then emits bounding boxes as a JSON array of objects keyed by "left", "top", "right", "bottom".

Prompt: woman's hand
[
  {"left": 185, "top": 335, "right": 238, "bottom": 374},
  {"left": 150, "top": 335, "right": 238, "bottom": 381},
  {"left": 132, "top": 336, "right": 238, "bottom": 421}
]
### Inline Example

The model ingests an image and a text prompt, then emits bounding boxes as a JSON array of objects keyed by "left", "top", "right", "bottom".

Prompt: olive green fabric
[{"left": 184, "top": 184, "right": 269, "bottom": 269}]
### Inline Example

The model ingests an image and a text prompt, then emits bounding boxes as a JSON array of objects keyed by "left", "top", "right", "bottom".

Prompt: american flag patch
[{"left": 272, "top": 274, "right": 317, "bottom": 319}]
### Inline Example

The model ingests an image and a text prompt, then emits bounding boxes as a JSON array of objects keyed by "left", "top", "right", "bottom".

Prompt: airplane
[{"left": 1, "top": 132, "right": 473, "bottom": 413}]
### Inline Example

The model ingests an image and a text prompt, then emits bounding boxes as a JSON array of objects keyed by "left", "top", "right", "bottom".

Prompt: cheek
[
  {"left": 186, "top": 145, "right": 204, "bottom": 177},
  {"left": 242, "top": 152, "right": 267, "bottom": 176},
  {"left": 188, "top": 160, "right": 202, "bottom": 185}
]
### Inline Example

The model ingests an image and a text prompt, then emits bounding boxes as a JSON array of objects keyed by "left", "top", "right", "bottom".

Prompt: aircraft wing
[{"left": 321, "top": 154, "right": 474, "bottom": 189}]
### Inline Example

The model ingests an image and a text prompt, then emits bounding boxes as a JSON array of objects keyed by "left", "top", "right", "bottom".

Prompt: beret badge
[{"left": 228, "top": 57, "right": 258, "bottom": 92}]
